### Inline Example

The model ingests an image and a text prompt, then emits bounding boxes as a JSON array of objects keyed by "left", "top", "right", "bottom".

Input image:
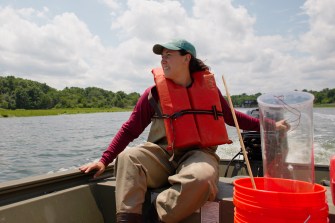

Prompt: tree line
[
  {"left": 0, "top": 76, "right": 140, "bottom": 109},
  {"left": 0, "top": 75, "right": 334, "bottom": 110},
  {"left": 230, "top": 88, "right": 335, "bottom": 107}
]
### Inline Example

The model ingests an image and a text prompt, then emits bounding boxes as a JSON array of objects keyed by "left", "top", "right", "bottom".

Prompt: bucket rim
[{"left": 233, "top": 177, "right": 326, "bottom": 195}]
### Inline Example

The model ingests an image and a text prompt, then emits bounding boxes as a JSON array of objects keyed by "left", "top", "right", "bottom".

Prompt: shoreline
[
  {"left": 0, "top": 107, "right": 133, "bottom": 118},
  {"left": 0, "top": 104, "right": 333, "bottom": 118}
]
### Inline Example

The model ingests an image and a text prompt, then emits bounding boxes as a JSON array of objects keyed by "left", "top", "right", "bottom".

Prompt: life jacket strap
[{"left": 153, "top": 105, "right": 224, "bottom": 120}]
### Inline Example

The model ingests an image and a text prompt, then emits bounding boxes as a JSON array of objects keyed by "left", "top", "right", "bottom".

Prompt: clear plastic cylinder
[{"left": 257, "top": 91, "right": 315, "bottom": 186}]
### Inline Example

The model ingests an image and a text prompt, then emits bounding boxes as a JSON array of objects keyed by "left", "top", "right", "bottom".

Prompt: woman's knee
[
  {"left": 190, "top": 163, "right": 218, "bottom": 185},
  {"left": 179, "top": 151, "right": 218, "bottom": 180}
]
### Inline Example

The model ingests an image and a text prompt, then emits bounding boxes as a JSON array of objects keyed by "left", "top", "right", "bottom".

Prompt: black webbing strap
[
  {"left": 148, "top": 87, "right": 223, "bottom": 120},
  {"left": 152, "top": 105, "right": 224, "bottom": 120}
]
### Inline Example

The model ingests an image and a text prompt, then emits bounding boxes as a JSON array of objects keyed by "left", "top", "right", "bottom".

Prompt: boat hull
[{"left": 0, "top": 162, "right": 333, "bottom": 223}]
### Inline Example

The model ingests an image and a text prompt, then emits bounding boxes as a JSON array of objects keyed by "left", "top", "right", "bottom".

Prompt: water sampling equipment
[{"left": 233, "top": 91, "right": 328, "bottom": 222}]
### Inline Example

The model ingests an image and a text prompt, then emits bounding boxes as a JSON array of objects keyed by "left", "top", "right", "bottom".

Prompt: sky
[{"left": 0, "top": 0, "right": 334, "bottom": 95}]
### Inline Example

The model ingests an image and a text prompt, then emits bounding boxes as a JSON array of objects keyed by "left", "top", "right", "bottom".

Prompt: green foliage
[
  {"left": 0, "top": 76, "right": 140, "bottom": 110},
  {"left": 229, "top": 92, "right": 262, "bottom": 107},
  {"left": 306, "top": 88, "right": 335, "bottom": 105},
  {"left": 0, "top": 75, "right": 334, "bottom": 111}
]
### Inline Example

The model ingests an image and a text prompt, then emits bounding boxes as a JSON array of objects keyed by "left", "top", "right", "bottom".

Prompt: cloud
[
  {"left": 0, "top": 0, "right": 334, "bottom": 95},
  {"left": 101, "top": 0, "right": 121, "bottom": 12},
  {"left": 0, "top": 6, "right": 106, "bottom": 88},
  {"left": 299, "top": 0, "right": 335, "bottom": 59}
]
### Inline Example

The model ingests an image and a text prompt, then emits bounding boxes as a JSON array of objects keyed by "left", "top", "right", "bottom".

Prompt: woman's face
[{"left": 161, "top": 49, "right": 189, "bottom": 82}]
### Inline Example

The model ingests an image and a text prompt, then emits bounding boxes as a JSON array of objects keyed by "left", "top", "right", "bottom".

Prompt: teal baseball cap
[{"left": 153, "top": 39, "right": 196, "bottom": 58}]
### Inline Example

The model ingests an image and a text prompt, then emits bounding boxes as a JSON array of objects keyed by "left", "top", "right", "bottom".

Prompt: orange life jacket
[{"left": 151, "top": 67, "right": 230, "bottom": 150}]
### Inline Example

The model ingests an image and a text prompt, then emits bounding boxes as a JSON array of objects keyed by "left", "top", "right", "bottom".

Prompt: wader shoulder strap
[{"left": 148, "top": 87, "right": 163, "bottom": 118}]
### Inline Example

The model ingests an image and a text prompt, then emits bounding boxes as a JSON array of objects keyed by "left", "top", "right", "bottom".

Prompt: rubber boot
[
  {"left": 143, "top": 200, "right": 164, "bottom": 223},
  {"left": 116, "top": 213, "right": 142, "bottom": 223}
]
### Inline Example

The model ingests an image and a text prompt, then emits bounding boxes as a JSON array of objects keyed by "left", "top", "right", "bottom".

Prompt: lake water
[{"left": 0, "top": 108, "right": 334, "bottom": 183}]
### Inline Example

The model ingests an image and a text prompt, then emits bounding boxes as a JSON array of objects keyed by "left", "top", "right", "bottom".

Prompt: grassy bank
[
  {"left": 0, "top": 107, "right": 132, "bottom": 118},
  {"left": 314, "top": 103, "right": 335, "bottom": 108}
]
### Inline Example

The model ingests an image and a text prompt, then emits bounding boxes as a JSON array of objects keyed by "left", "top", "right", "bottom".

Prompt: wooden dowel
[{"left": 222, "top": 75, "right": 257, "bottom": 189}]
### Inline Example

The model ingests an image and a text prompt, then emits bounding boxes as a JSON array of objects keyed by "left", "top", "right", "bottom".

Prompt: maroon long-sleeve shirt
[{"left": 100, "top": 86, "right": 260, "bottom": 166}]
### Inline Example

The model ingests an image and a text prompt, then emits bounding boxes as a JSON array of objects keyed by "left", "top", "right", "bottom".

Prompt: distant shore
[
  {"left": 0, "top": 104, "right": 333, "bottom": 118},
  {"left": 0, "top": 107, "right": 133, "bottom": 118}
]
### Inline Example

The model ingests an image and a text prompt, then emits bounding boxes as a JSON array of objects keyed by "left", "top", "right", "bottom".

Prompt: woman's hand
[
  {"left": 275, "top": 120, "right": 290, "bottom": 131},
  {"left": 79, "top": 161, "right": 106, "bottom": 179}
]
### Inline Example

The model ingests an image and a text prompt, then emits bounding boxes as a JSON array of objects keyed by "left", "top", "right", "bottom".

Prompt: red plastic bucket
[
  {"left": 330, "top": 155, "right": 335, "bottom": 205},
  {"left": 233, "top": 177, "right": 328, "bottom": 223}
]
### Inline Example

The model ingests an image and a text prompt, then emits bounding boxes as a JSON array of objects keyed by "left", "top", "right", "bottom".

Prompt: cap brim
[
  {"left": 153, "top": 43, "right": 181, "bottom": 55},
  {"left": 153, "top": 44, "right": 164, "bottom": 55}
]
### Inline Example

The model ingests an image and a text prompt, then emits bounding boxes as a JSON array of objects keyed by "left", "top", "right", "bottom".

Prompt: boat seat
[{"left": 142, "top": 177, "right": 235, "bottom": 223}]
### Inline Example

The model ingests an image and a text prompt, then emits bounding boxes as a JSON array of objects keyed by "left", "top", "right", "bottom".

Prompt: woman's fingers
[
  {"left": 79, "top": 163, "right": 97, "bottom": 173},
  {"left": 79, "top": 162, "right": 106, "bottom": 178},
  {"left": 276, "top": 120, "right": 290, "bottom": 131}
]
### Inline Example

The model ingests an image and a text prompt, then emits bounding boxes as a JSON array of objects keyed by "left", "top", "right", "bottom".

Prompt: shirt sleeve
[
  {"left": 100, "top": 86, "right": 155, "bottom": 166},
  {"left": 218, "top": 89, "right": 260, "bottom": 131}
]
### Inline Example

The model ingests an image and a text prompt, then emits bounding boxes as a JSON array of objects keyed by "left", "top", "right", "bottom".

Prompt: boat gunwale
[{"left": 0, "top": 165, "right": 114, "bottom": 207}]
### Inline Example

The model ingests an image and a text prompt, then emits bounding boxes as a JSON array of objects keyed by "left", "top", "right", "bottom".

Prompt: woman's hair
[{"left": 179, "top": 49, "right": 210, "bottom": 73}]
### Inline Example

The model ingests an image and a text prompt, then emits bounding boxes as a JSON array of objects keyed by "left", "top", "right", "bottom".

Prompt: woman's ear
[{"left": 184, "top": 54, "right": 191, "bottom": 63}]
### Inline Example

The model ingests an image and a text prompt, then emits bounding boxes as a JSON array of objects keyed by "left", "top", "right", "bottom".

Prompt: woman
[{"left": 80, "top": 39, "right": 285, "bottom": 222}]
